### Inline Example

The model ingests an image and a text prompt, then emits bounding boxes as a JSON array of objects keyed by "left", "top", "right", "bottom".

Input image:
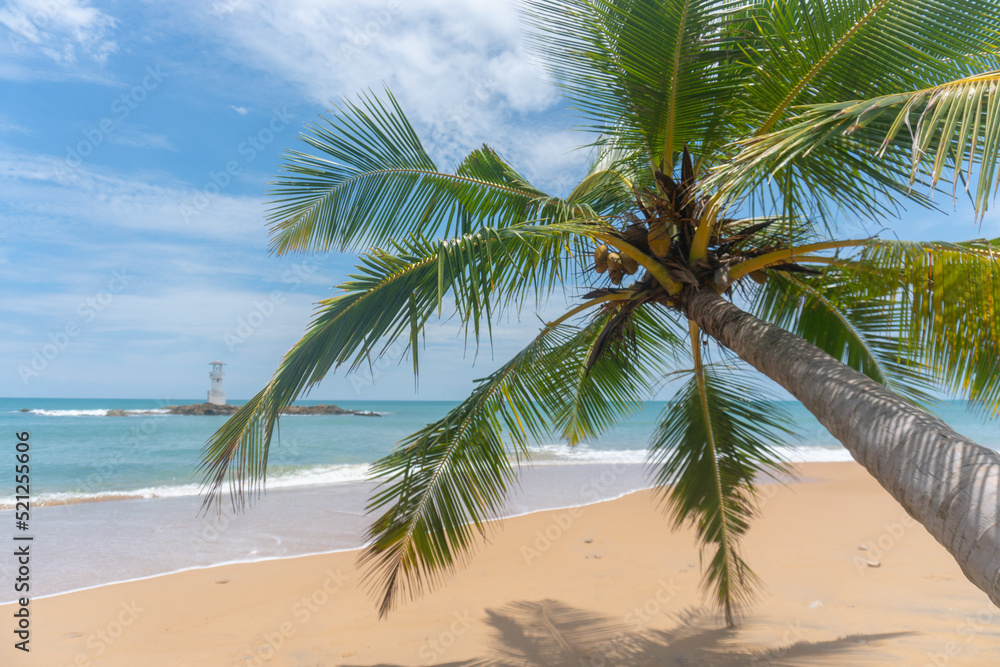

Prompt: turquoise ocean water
[
  {"left": 2, "top": 397, "right": 998, "bottom": 506},
  {"left": 0, "top": 397, "right": 997, "bottom": 600}
]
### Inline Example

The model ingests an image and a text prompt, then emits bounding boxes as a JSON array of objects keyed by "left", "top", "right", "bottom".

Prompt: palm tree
[{"left": 200, "top": 0, "right": 1000, "bottom": 627}]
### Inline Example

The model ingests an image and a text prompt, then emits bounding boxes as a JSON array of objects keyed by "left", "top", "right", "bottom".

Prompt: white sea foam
[
  {"left": 28, "top": 409, "right": 112, "bottom": 417},
  {"left": 0, "top": 463, "right": 372, "bottom": 507},
  {"left": 772, "top": 444, "right": 854, "bottom": 463},
  {"left": 21, "top": 408, "right": 172, "bottom": 417},
  {"left": 530, "top": 444, "right": 650, "bottom": 465},
  {"left": 0, "top": 439, "right": 852, "bottom": 509},
  {"left": 528, "top": 442, "right": 853, "bottom": 465}
]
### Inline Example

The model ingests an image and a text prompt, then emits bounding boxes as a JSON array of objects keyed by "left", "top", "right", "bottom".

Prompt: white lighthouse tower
[{"left": 207, "top": 361, "right": 226, "bottom": 405}]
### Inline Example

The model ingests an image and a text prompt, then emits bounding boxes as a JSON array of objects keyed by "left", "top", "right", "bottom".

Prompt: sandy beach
[{"left": 4, "top": 461, "right": 999, "bottom": 666}]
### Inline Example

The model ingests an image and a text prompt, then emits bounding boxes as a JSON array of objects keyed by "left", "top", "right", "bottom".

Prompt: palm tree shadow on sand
[{"left": 344, "top": 600, "right": 914, "bottom": 666}]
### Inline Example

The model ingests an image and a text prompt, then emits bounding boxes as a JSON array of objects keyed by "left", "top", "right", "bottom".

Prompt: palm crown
[{"left": 200, "top": 0, "right": 1000, "bottom": 627}]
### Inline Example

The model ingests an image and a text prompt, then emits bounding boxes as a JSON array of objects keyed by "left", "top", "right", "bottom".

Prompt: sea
[{"left": 1, "top": 397, "right": 997, "bottom": 603}]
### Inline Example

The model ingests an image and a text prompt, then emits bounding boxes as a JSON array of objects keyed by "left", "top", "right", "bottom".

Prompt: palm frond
[
  {"left": 711, "top": 72, "right": 1000, "bottom": 219},
  {"left": 748, "top": 0, "right": 999, "bottom": 136},
  {"left": 854, "top": 239, "right": 1000, "bottom": 414},
  {"left": 647, "top": 338, "right": 792, "bottom": 627},
  {"left": 360, "top": 304, "right": 681, "bottom": 616},
  {"left": 556, "top": 301, "right": 685, "bottom": 444},
  {"left": 198, "top": 223, "right": 577, "bottom": 510},
  {"left": 523, "top": 0, "right": 753, "bottom": 171},
  {"left": 717, "top": 0, "right": 1000, "bottom": 223},
  {"left": 753, "top": 269, "right": 936, "bottom": 406},
  {"left": 567, "top": 139, "right": 645, "bottom": 215},
  {"left": 268, "top": 90, "right": 588, "bottom": 254}
]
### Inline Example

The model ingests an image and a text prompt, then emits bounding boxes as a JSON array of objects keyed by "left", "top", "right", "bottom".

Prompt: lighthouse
[{"left": 207, "top": 361, "right": 226, "bottom": 405}]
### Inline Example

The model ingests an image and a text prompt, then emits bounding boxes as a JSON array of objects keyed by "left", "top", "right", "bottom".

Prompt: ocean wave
[
  {"left": 528, "top": 442, "right": 853, "bottom": 465},
  {"left": 0, "top": 463, "right": 372, "bottom": 508},
  {"left": 772, "top": 444, "right": 855, "bottom": 463},
  {"left": 19, "top": 408, "right": 172, "bottom": 417},
  {"left": 529, "top": 444, "right": 650, "bottom": 465}
]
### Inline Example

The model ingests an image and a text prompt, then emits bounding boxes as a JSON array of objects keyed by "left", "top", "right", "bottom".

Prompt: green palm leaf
[
  {"left": 647, "top": 354, "right": 793, "bottom": 627},
  {"left": 199, "top": 223, "right": 575, "bottom": 509},
  {"left": 523, "top": 0, "right": 752, "bottom": 172},
  {"left": 361, "top": 303, "right": 681, "bottom": 616},
  {"left": 555, "top": 301, "right": 686, "bottom": 444},
  {"left": 856, "top": 239, "right": 1000, "bottom": 414},
  {"left": 711, "top": 73, "right": 1000, "bottom": 219},
  {"left": 748, "top": 0, "right": 998, "bottom": 136},
  {"left": 269, "top": 91, "right": 588, "bottom": 254},
  {"left": 753, "top": 269, "right": 936, "bottom": 406}
]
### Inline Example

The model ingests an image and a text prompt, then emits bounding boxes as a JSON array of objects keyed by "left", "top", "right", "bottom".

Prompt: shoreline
[
  {"left": 0, "top": 447, "right": 852, "bottom": 511},
  {"left": 5, "top": 461, "right": 1000, "bottom": 665},
  {"left": 19, "top": 485, "right": 658, "bottom": 606},
  {"left": 0, "top": 462, "right": 659, "bottom": 602}
]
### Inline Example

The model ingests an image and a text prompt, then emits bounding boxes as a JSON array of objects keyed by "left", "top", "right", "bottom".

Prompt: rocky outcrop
[
  {"left": 162, "top": 403, "right": 380, "bottom": 417},
  {"left": 279, "top": 404, "right": 381, "bottom": 416},
  {"left": 165, "top": 403, "right": 240, "bottom": 416}
]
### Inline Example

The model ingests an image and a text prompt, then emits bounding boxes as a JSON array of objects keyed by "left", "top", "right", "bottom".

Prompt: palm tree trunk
[{"left": 682, "top": 287, "right": 1000, "bottom": 607}]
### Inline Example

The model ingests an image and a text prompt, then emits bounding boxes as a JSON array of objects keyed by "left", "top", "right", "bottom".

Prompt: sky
[{"left": 1, "top": 0, "right": 998, "bottom": 403}]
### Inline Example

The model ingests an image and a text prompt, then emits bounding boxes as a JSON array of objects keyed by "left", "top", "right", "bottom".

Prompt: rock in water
[{"left": 163, "top": 403, "right": 381, "bottom": 417}]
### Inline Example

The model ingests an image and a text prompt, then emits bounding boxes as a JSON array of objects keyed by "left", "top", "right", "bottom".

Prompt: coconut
[
  {"left": 609, "top": 267, "right": 624, "bottom": 285},
  {"left": 607, "top": 252, "right": 623, "bottom": 271},
  {"left": 749, "top": 269, "right": 767, "bottom": 285},
  {"left": 621, "top": 254, "right": 639, "bottom": 275},
  {"left": 594, "top": 244, "right": 609, "bottom": 273}
]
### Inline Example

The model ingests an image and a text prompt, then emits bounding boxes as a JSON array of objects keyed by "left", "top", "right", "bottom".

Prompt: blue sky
[{"left": 1, "top": 0, "right": 998, "bottom": 402}]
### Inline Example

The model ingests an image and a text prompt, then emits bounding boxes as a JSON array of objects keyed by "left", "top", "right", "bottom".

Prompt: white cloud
[
  {"left": 0, "top": 117, "right": 31, "bottom": 134},
  {"left": 184, "top": 0, "right": 569, "bottom": 179},
  {"left": 230, "top": 105, "right": 249, "bottom": 115},
  {"left": 0, "top": 0, "right": 118, "bottom": 65},
  {"left": 0, "top": 149, "right": 267, "bottom": 244},
  {"left": 106, "top": 128, "right": 177, "bottom": 151}
]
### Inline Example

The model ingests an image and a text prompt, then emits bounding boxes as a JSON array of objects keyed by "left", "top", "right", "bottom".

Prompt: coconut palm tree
[{"left": 200, "top": 0, "right": 1000, "bottom": 627}]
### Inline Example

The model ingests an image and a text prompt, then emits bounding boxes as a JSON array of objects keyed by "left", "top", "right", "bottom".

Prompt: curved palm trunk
[{"left": 683, "top": 287, "right": 1000, "bottom": 607}]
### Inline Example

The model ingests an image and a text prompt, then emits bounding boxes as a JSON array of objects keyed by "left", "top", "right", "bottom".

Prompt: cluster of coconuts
[{"left": 594, "top": 243, "right": 640, "bottom": 285}]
